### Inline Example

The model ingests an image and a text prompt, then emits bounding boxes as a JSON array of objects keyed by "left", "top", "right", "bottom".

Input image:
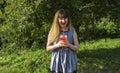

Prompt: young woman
[{"left": 46, "top": 9, "right": 79, "bottom": 73}]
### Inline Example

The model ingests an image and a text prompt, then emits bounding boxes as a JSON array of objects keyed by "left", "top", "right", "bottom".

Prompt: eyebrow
[{"left": 58, "top": 16, "right": 67, "bottom": 19}]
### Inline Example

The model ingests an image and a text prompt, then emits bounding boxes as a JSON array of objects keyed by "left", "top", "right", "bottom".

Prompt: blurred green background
[{"left": 0, "top": 0, "right": 120, "bottom": 73}]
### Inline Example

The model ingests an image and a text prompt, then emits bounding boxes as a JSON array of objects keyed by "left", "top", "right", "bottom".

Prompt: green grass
[
  {"left": 77, "top": 38, "right": 120, "bottom": 73},
  {"left": 0, "top": 49, "right": 50, "bottom": 73},
  {"left": 0, "top": 38, "right": 120, "bottom": 73}
]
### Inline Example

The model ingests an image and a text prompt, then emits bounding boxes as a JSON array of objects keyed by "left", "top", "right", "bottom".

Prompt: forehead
[{"left": 58, "top": 14, "right": 68, "bottom": 18}]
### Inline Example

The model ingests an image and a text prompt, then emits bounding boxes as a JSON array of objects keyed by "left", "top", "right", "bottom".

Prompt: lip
[
  {"left": 61, "top": 23, "right": 66, "bottom": 25},
  {"left": 61, "top": 21, "right": 66, "bottom": 25}
]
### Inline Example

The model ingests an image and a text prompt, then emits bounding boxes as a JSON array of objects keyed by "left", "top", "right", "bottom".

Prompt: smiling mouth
[{"left": 61, "top": 23, "right": 66, "bottom": 25}]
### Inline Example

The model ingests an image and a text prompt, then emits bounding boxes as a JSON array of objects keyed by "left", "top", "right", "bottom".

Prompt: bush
[
  {"left": 0, "top": 0, "right": 50, "bottom": 49},
  {"left": 96, "top": 17, "right": 118, "bottom": 37},
  {"left": 0, "top": 0, "right": 119, "bottom": 50}
]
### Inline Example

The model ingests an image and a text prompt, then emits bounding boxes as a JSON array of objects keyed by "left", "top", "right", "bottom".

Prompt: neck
[{"left": 61, "top": 27, "right": 68, "bottom": 32}]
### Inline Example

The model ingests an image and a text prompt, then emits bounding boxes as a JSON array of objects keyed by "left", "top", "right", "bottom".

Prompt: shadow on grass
[{"left": 77, "top": 47, "right": 120, "bottom": 73}]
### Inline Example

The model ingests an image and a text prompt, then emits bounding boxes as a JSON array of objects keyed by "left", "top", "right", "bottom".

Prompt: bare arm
[
  {"left": 46, "top": 34, "right": 59, "bottom": 51},
  {"left": 46, "top": 34, "right": 64, "bottom": 51},
  {"left": 46, "top": 30, "right": 79, "bottom": 51},
  {"left": 68, "top": 30, "right": 79, "bottom": 51}
]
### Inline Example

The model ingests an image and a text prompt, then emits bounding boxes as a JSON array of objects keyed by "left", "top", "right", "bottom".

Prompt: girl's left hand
[{"left": 63, "top": 41, "right": 71, "bottom": 48}]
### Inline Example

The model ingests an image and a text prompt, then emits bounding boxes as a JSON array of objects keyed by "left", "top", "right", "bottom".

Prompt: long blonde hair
[{"left": 49, "top": 9, "right": 72, "bottom": 43}]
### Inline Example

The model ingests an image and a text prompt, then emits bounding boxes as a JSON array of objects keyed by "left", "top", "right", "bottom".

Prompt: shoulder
[{"left": 69, "top": 27, "right": 75, "bottom": 33}]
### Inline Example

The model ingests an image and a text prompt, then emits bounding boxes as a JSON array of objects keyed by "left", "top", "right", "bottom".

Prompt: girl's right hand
[{"left": 56, "top": 40, "right": 66, "bottom": 48}]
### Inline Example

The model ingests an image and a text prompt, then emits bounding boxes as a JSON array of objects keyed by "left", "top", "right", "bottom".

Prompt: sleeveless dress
[{"left": 50, "top": 29, "right": 78, "bottom": 73}]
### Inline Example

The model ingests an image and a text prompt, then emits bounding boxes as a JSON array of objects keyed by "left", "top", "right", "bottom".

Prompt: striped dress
[{"left": 50, "top": 29, "right": 77, "bottom": 73}]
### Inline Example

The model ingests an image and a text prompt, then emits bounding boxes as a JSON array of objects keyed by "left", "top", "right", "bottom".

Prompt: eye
[{"left": 57, "top": 17, "right": 61, "bottom": 19}]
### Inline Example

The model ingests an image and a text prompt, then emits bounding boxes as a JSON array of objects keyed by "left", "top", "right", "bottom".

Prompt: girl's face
[{"left": 58, "top": 17, "right": 68, "bottom": 28}]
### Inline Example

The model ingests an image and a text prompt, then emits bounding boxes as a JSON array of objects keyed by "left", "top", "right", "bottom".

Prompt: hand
[
  {"left": 57, "top": 40, "right": 71, "bottom": 48},
  {"left": 56, "top": 40, "right": 67, "bottom": 48},
  {"left": 64, "top": 41, "right": 71, "bottom": 48}
]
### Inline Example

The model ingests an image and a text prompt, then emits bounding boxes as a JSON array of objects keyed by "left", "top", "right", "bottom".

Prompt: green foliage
[
  {"left": 0, "top": 47, "right": 51, "bottom": 73},
  {"left": 0, "top": 38, "right": 120, "bottom": 73},
  {"left": 0, "top": 0, "right": 120, "bottom": 49},
  {"left": 77, "top": 38, "right": 120, "bottom": 73},
  {"left": 0, "top": 0, "right": 51, "bottom": 49},
  {"left": 96, "top": 17, "right": 117, "bottom": 37},
  {"left": 0, "top": 0, "right": 120, "bottom": 72}
]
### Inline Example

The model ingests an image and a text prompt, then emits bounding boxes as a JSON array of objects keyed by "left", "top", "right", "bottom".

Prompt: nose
[{"left": 61, "top": 19, "right": 65, "bottom": 23}]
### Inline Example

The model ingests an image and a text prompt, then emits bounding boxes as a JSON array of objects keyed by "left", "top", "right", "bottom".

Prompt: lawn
[
  {"left": 0, "top": 38, "right": 120, "bottom": 73},
  {"left": 77, "top": 38, "right": 120, "bottom": 73}
]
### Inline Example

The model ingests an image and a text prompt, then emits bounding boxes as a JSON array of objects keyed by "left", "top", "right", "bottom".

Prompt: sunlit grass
[
  {"left": 0, "top": 49, "right": 50, "bottom": 73},
  {"left": 78, "top": 38, "right": 120, "bottom": 73},
  {"left": 0, "top": 38, "right": 120, "bottom": 73}
]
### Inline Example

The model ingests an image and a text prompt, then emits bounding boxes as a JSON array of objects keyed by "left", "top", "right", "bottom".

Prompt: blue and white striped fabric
[{"left": 50, "top": 29, "right": 77, "bottom": 73}]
